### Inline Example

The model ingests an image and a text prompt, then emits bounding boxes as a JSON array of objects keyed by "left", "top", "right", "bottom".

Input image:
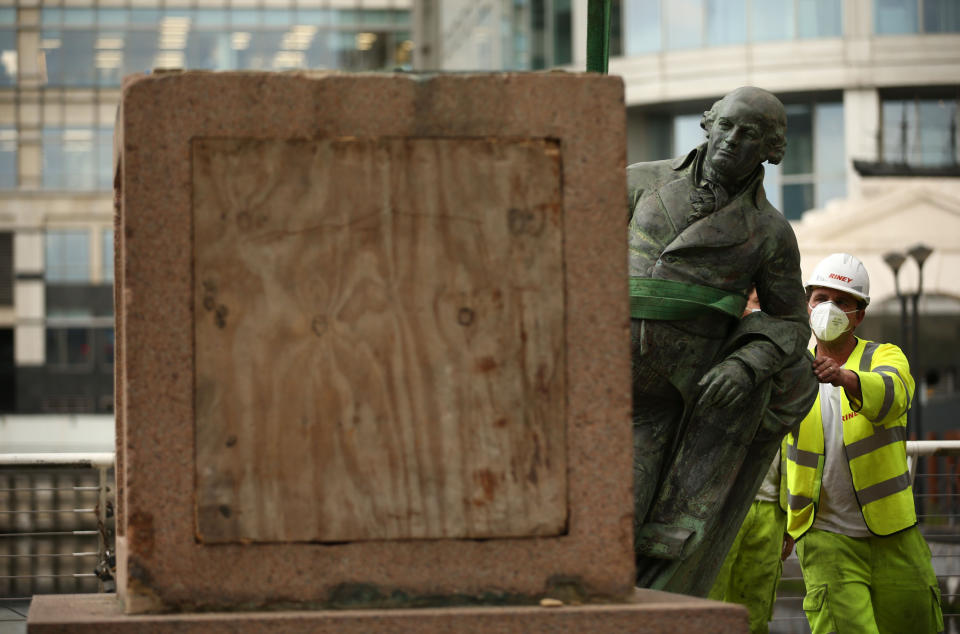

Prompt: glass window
[
  {"left": 706, "top": 0, "right": 746, "bottom": 47},
  {"left": 882, "top": 97, "right": 959, "bottom": 166},
  {"left": 100, "top": 328, "right": 114, "bottom": 369},
  {"left": 0, "top": 30, "right": 15, "bottom": 86},
  {"left": 777, "top": 100, "right": 846, "bottom": 218},
  {"left": 924, "top": 0, "right": 960, "bottom": 33},
  {"left": 46, "top": 229, "right": 90, "bottom": 283},
  {"left": 195, "top": 10, "right": 229, "bottom": 28},
  {"left": 185, "top": 30, "right": 233, "bottom": 71},
  {"left": 624, "top": 0, "right": 662, "bottom": 55},
  {"left": 102, "top": 229, "right": 114, "bottom": 283},
  {"left": 42, "top": 127, "right": 113, "bottom": 191},
  {"left": 609, "top": 0, "right": 624, "bottom": 56},
  {"left": 0, "top": 8, "right": 15, "bottom": 25},
  {"left": 797, "top": 0, "right": 842, "bottom": 38},
  {"left": 44, "top": 29, "right": 97, "bottom": 86},
  {"left": 782, "top": 105, "right": 813, "bottom": 175},
  {"left": 231, "top": 10, "right": 261, "bottom": 27},
  {"left": 814, "top": 103, "right": 846, "bottom": 176},
  {"left": 97, "top": 9, "right": 128, "bottom": 26},
  {"left": 813, "top": 102, "right": 846, "bottom": 207},
  {"left": 63, "top": 9, "right": 96, "bottom": 26},
  {"left": 298, "top": 10, "right": 335, "bottom": 27},
  {"left": 94, "top": 30, "right": 125, "bottom": 86},
  {"left": 41, "top": 8, "right": 64, "bottom": 25},
  {"left": 122, "top": 30, "right": 159, "bottom": 78},
  {"left": 46, "top": 328, "right": 93, "bottom": 369},
  {"left": 0, "top": 127, "right": 16, "bottom": 189},
  {"left": 751, "top": 0, "right": 794, "bottom": 41},
  {"left": 553, "top": 0, "right": 573, "bottom": 66},
  {"left": 264, "top": 10, "right": 295, "bottom": 27},
  {"left": 673, "top": 113, "right": 706, "bottom": 155},
  {"left": 666, "top": 0, "right": 704, "bottom": 50},
  {"left": 783, "top": 183, "right": 814, "bottom": 219},
  {"left": 875, "top": 0, "right": 919, "bottom": 34},
  {"left": 129, "top": 9, "right": 162, "bottom": 25},
  {"left": 917, "top": 99, "right": 957, "bottom": 166},
  {"left": 763, "top": 162, "right": 783, "bottom": 211}
]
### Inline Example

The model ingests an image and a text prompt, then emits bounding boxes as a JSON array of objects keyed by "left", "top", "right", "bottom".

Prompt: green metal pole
[{"left": 586, "top": 0, "right": 611, "bottom": 74}]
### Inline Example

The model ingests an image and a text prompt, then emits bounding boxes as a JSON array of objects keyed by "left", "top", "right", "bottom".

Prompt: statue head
[{"left": 700, "top": 87, "right": 787, "bottom": 185}]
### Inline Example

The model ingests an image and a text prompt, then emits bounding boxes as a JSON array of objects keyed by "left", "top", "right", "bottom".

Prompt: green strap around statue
[{"left": 629, "top": 277, "right": 747, "bottom": 320}]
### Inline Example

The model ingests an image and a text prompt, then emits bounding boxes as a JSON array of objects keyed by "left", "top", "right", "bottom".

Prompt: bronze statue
[{"left": 627, "top": 86, "right": 818, "bottom": 593}]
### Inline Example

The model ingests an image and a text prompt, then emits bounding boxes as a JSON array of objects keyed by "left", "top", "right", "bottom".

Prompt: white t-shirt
[
  {"left": 812, "top": 382, "right": 871, "bottom": 537},
  {"left": 755, "top": 449, "right": 780, "bottom": 503}
]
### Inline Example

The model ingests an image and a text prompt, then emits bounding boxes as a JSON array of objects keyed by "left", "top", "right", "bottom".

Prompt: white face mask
[{"left": 809, "top": 301, "right": 855, "bottom": 341}]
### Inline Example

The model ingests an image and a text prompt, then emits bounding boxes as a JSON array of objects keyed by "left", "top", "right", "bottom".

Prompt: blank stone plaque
[{"left": 193, "top": 137, "right": 567, "bottom": 543}]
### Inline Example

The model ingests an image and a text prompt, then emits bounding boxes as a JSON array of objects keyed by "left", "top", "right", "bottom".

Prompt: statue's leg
[
  {"left": 633, "top": 387, "right": 683, "bottom": 538},
  {"left": 635, "top": 380, "right": 770, "bottom": 589},
  {"left": 631, "top": 320, "right": 685, "bottom": 566},
  {"left": 655, "top": 352, "right": 819, "bottom": 594}
]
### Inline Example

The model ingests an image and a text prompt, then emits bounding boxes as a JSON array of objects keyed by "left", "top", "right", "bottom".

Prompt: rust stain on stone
[
  {"left": 475, "top": 356, "right": 497, "bottom": 373},
  {"left": 474, "top": 469, "right": 498, "bottom": 504}
]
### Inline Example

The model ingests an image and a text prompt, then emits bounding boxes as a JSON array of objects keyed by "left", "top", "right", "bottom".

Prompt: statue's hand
[{"left": 697, "top": 359, "right": 753, "bottom": 409}]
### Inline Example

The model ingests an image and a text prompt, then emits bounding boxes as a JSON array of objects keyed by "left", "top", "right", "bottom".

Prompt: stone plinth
[
  {"left": 28, "top": 591, "right": 748, "bottom": 633},
  {"left": 113, "top": 71, "right": 632, "bottom": 614}
]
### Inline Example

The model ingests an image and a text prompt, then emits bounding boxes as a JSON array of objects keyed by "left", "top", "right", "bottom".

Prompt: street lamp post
[
  {"left": 882, "top": 252, "right": 908, "bottom": 355},
  {"left": 906, "top": 244, "right": 933, "bottom": 442},
  {"left": 883, "top": 244, "right": 933, "bottom": 515}
]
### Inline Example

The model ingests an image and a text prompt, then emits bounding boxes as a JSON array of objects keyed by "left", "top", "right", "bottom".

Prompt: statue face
[{"left": 704, "top": 97, "right": 769, "bottom": 184}]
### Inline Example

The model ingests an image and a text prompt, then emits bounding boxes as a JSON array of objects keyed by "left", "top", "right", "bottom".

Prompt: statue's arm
[{"left": 724, "top": 224, "right": 811, "bottom": 385}]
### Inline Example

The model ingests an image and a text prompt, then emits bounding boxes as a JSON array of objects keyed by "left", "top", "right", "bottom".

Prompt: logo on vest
[
  {"left": 842, "top": 411, "right": 859, "bottom": 422},
  {"left": 828, "top": 273, "right": 853, "bottom": 283}
]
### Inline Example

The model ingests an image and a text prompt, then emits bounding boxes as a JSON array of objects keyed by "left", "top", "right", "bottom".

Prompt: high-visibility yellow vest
[{"left": 784, "top": 338, "right": 916, "bottom": 539}]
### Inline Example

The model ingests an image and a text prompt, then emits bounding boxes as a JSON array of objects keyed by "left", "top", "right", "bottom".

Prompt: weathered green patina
[{"left": 627, "top": 87, "right": 818, "bottom": 594}]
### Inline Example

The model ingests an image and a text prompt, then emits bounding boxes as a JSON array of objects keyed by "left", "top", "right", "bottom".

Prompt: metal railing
[
  {"left": 0, "top": 453, "right": 115, "bottom": 600},
  {"left": 772, "top": 440, "right": 960, "bottom": 634},
  {"left": 5, "top": 443, "right": 960, "bottom": 632}
]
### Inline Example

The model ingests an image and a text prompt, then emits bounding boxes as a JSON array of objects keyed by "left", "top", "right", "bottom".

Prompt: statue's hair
[{"left": 700, "top": 87, "right": 787, "bottom": 165}]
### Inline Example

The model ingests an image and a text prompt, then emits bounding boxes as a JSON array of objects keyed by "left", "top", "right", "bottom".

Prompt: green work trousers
[
  {"left": 796, "top": 526, "right": 943, "bottom": 634},
  {"left": 708, "top": 500, "right": 785, "bottom": 634}
]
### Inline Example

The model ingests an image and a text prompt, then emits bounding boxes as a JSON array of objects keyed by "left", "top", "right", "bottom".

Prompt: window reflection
[
  {"left": 42, "top": 127, "right": 113, "bottom": 191},
  {"left": 875, "top": 0, "right": 919, "bottom": 34},
  {"left": 798, "top": 0, "right": 842, "bottom": 38},
  {"left": 883, "top": 97, "right": 959, "bottom": 167},
  {"left": 0, "top": 127, "right": 15, "bottom": 189},
  {"left": 924, "top": 0, "right": 960, "bottom": 32},
  {"left": 624, "top": 0, "right": 662, "bottom": 55},
  {"left": 751, "top": 0, "right": 793, "bottom": 41},
  {"left": 45, "top": 229, "right": 90, "bottom": 283},
  {"left": 46, "top": 328, "right": 93, "bottom": 369},
  {"left": 782, "top": 105, "right": 813, "bottom": 175},
  {"left": 37, "top": 6, "right": 413, "bottom": 86},
  {"left": 666, "top": 0, "right": 704, "bottom": 50},
  {"left": 102, "top": 229, "right": 114, "bottom": 285},
  {"left": 706, "top": 0, "right": 746, "bottom": 47},
  {"left": 622, "top": 0, "right": 844, "bottom": 54},
  {"left": 0, "top": 29, "right": 15, "bottom": 86}
]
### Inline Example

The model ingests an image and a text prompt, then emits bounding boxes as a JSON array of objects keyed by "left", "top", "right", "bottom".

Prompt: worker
[{"left": 784, "top": 252, "right": 943, "bottom": 633}]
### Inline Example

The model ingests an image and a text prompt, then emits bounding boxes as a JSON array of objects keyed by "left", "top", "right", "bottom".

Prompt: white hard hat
[{"left": 805, "top": 253, "right": 870, "bottom": 306}]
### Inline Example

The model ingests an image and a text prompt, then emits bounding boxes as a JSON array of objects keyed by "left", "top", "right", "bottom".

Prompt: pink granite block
[
  {"left": 114, "top": 71, "right": 631, "bottom": 613},
  {"left": 28, "top": 592, "right": 749, "bottom": 633}
]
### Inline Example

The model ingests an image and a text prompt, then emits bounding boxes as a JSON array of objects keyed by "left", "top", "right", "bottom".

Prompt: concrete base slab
[{"left": 28, "top": 590, "right": 747, "bottom": 633}]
